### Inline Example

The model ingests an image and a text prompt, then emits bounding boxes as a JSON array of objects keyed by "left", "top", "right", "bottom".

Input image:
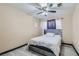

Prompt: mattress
[{"left": 28, "top": 35, "right": 61, "bottom": 56}]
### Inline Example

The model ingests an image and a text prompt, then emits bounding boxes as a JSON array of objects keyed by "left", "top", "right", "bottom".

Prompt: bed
[{"left": 27, "top": 29, "right": 62, "bottom": 56}]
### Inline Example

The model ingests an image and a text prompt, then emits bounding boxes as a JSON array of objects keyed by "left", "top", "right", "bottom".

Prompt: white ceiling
[{"left": 9, "top": 3, "right": 76, "bottom": 20}]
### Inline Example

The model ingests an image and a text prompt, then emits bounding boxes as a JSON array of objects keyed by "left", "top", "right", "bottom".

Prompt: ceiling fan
[{"left": 35, "top": 3, "right": 62, "bottom": 16}]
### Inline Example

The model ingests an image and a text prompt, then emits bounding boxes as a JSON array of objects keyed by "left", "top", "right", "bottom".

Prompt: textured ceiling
[{"left": 9, "top": 3, "right": 76, "bottom": 20}]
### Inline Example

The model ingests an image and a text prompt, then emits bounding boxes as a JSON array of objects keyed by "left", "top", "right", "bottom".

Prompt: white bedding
[{"left": 28, "top": 35, "right": 61, "bottom": 56}]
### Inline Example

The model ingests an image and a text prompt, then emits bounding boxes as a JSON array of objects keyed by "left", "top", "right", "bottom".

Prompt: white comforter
[{"left": 28, "top": 35, "right": 61, "bottom": 56}]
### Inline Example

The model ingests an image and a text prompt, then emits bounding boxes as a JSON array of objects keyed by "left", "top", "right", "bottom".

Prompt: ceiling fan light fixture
[{"left": 42, "top": 11, "right": 48, "bottom": 16}]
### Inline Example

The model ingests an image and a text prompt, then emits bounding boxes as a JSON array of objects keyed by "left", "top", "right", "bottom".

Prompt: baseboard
[
  {"left": 0, "top": 43, "right": 27, "bottom": 55},
  {"left": 61, "top": 43, "right": 72, "bottom": 46},
  {"left": 61, "top": 43, "right": 79, "bottom": 56},
  {"left": 72, "top": 45, "right": 79, "bottom": 56}
]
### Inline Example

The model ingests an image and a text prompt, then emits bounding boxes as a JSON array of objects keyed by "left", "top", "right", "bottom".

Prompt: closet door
[{"left": 47, "top": 19, "right": 56, "bottom": 29}]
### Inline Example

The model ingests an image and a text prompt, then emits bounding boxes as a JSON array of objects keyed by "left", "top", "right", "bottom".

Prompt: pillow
[{"left": 45, "top": 33, "right": 55, "bottom": 37}]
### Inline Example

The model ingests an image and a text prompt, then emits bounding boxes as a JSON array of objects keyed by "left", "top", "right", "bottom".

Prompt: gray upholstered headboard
[{"left": 45, "top": 29, "right": 62, "bottom": 35}]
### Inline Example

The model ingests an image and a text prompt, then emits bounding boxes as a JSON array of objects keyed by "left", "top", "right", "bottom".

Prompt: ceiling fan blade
[
  {"left": 35, "top": 7, "right": 42, "bottom": 10},
  {"left": 37, "top": 12, "right": 43, "bottom": 14},
  {"left": 57, "top": 3, "right": 62, "bottom": 7},
  {"left": 48, "top": 11, "right": 56, "bottom": 13}
]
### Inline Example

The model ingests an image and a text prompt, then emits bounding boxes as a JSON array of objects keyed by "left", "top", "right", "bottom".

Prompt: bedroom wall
[
  {"left": 0, "top": 4, "right": 42, "bottom": 53},
  {"left": 72, "top": 4, "right": 79, "bottom": 53},
  {"left": 62, "top": 14, "right": 73, "bottom": 44}
]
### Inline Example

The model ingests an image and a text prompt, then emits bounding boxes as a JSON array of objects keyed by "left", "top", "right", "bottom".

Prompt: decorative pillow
[{"left": 45, "top": 33, "right": 55, "bottom": 37}]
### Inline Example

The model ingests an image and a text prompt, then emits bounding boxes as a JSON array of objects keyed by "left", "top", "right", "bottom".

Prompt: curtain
[{"left": 47, "top": 19, "right": 56, "bottom": 29}]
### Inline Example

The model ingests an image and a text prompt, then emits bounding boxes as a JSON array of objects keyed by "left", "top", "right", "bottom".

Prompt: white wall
[
  {"left": 0, "top": 4, "right": 42, "bottom": 53},
  {"left": 62, "top": 14, "right": 73, "bottom": 44},
  {"left": 72, "top": 4, "right": 79, "bottom": 53}
]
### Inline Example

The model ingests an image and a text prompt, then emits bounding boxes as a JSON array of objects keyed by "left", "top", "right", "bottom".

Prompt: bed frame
[{"left": 28, "top": 45, "right": 56, "bottom": 56}]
